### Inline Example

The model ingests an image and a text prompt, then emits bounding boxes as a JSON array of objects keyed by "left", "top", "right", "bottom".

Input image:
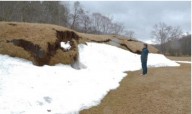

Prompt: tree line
[
  {"left": 0, "top": 1, "right": 133, "bottom": 36},
  {"left": 154, "top": 35, "right": 191, "bottom": 56},
  {"left": 0, "top": 1, "right": 69, "bottom": 26},
  {"left": 151, "top": 22, "right": 191, "bottom": 56}
]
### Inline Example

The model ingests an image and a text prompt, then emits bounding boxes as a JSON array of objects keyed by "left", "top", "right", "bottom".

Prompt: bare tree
[
  {"left": 57, "top": 2, "right": 70, "bottom": 26},
  {"left": 91, "top": 13, "right": 103, "bottom": 34},
  {"left": 100, "top": 15, "right": 111, "bottom": 34},
  {"left": 111, "top": 23, "right": 124, "bottom": 35},
  {"left": 169, "top": 26, "right": 183, "bottom": 40},
  {"left": 91, "top": 13, "right": 115, "bottom": 34},
  {"left": 124, "top": 30, "right": 135, "bottom": 39},
  {"left": 80, "top": 11, "right": 91, "bottom": 33},
  {"left": 90, "top": 12, "right": 124, "bottom": 35},
  {"left": 151, "top": 22, "right": 182, "bottom": 54},
  {"left": 70, "top": 1, "right": 84, "bottom": 30}
]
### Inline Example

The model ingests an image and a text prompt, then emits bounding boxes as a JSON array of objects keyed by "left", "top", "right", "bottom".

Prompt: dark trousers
[{"left": 142, "top": 61, "right": 147, "bottom": 75}]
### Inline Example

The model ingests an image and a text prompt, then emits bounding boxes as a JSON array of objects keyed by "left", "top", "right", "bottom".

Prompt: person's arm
[{"left": 144, "top": 49, "right": 148, "bottom": 61}]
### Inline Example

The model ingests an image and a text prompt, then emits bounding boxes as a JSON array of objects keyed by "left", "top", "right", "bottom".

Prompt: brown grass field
[
  {"left": 80, "top": 57, "right": 191, "bottom": 114},
  {"left": 167, "top": 56, "right": 191, "bottom": 61}
]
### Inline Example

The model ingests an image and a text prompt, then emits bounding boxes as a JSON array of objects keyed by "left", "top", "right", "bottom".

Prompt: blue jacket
[{"left": 141, "top": 48, "right": 149, "bottom": 62}]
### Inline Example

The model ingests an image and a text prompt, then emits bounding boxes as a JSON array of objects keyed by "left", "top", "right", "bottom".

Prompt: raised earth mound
[{"left": 0, "top": 22, "right": 158, "bottom": 66}]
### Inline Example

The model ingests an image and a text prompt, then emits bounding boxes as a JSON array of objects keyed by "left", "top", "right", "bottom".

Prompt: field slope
[{"left": 80, "top": 57, "right": 191, "bottom": 114}]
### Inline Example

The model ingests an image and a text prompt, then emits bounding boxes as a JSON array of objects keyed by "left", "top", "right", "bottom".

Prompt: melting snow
[
  {"left": 60, "top": 41, "right": 71, "bottom": 50},
  {"left": 175, "top": 61, "right": 191, "bottom": 64},
  {"left": 0, "top": 43, "right": 179, "bottom": 114}
]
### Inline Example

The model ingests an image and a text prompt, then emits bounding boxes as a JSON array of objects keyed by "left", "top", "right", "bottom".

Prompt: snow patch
[
  {"left": 175, "top": 61, "right": 191, "bottom": 64},
  {"left": 60, "top": 41, "right": 71, "bottom": 50},
  {"left": 0, "top": 42, "right": 179, "bottom": 114}
]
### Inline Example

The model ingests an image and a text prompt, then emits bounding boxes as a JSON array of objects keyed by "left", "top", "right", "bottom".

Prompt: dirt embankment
[
  {"left": 0, "top": 22, "right": 81, "bottom": 66},
  {"left": 79, "top": 33, "right": 159, "bottom": 54},
  {"left": 0, "top": 22, "right": 158, "bottom": 66}
]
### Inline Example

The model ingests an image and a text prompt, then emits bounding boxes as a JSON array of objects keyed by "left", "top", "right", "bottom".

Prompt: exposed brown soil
[{"left": 80, "top": 57, "right": 191, "bottom": 114}]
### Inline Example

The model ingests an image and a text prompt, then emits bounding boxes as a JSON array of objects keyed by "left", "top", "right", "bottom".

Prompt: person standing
[{"left": 141, "top": 44, "right": 149, "bottom": 76}]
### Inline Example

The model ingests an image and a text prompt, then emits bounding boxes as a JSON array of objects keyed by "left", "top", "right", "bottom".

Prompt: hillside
[{"left": 0, "top": 22, "right": 158, "bottom": 66}]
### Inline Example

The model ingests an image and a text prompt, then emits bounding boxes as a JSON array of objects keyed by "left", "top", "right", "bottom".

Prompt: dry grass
[
  {"left": 0, "top": 21, "right": 158, "bottom": 66},
  {"left": 0, "top": 22, "right": 80, "bottom": 66},
  {"left": 79, "top": 33, "right": 158, "bottom": 54},
  {"left": 80, "top": 58, "right": 191, "bottom": 114},
  {"left": 0, "top": 22, "right": 78, "bottom": 51},
  {"left": 167, "top": 56, "right": 191, "bottom": 61}
]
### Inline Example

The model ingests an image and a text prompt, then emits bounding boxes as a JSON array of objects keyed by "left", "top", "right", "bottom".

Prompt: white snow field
[{"left": 0, "top": 43, "right": 179, "bottom": 114}]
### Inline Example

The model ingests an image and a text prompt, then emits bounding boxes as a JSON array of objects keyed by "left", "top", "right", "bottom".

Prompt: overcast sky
[{"left": 69, "top": 1, "right": 191, "bottom": 43}]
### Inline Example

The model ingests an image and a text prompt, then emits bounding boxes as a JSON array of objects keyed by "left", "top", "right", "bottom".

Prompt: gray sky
[{"left": 69, "top": 1, "right": 191, "bottom": 43}]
